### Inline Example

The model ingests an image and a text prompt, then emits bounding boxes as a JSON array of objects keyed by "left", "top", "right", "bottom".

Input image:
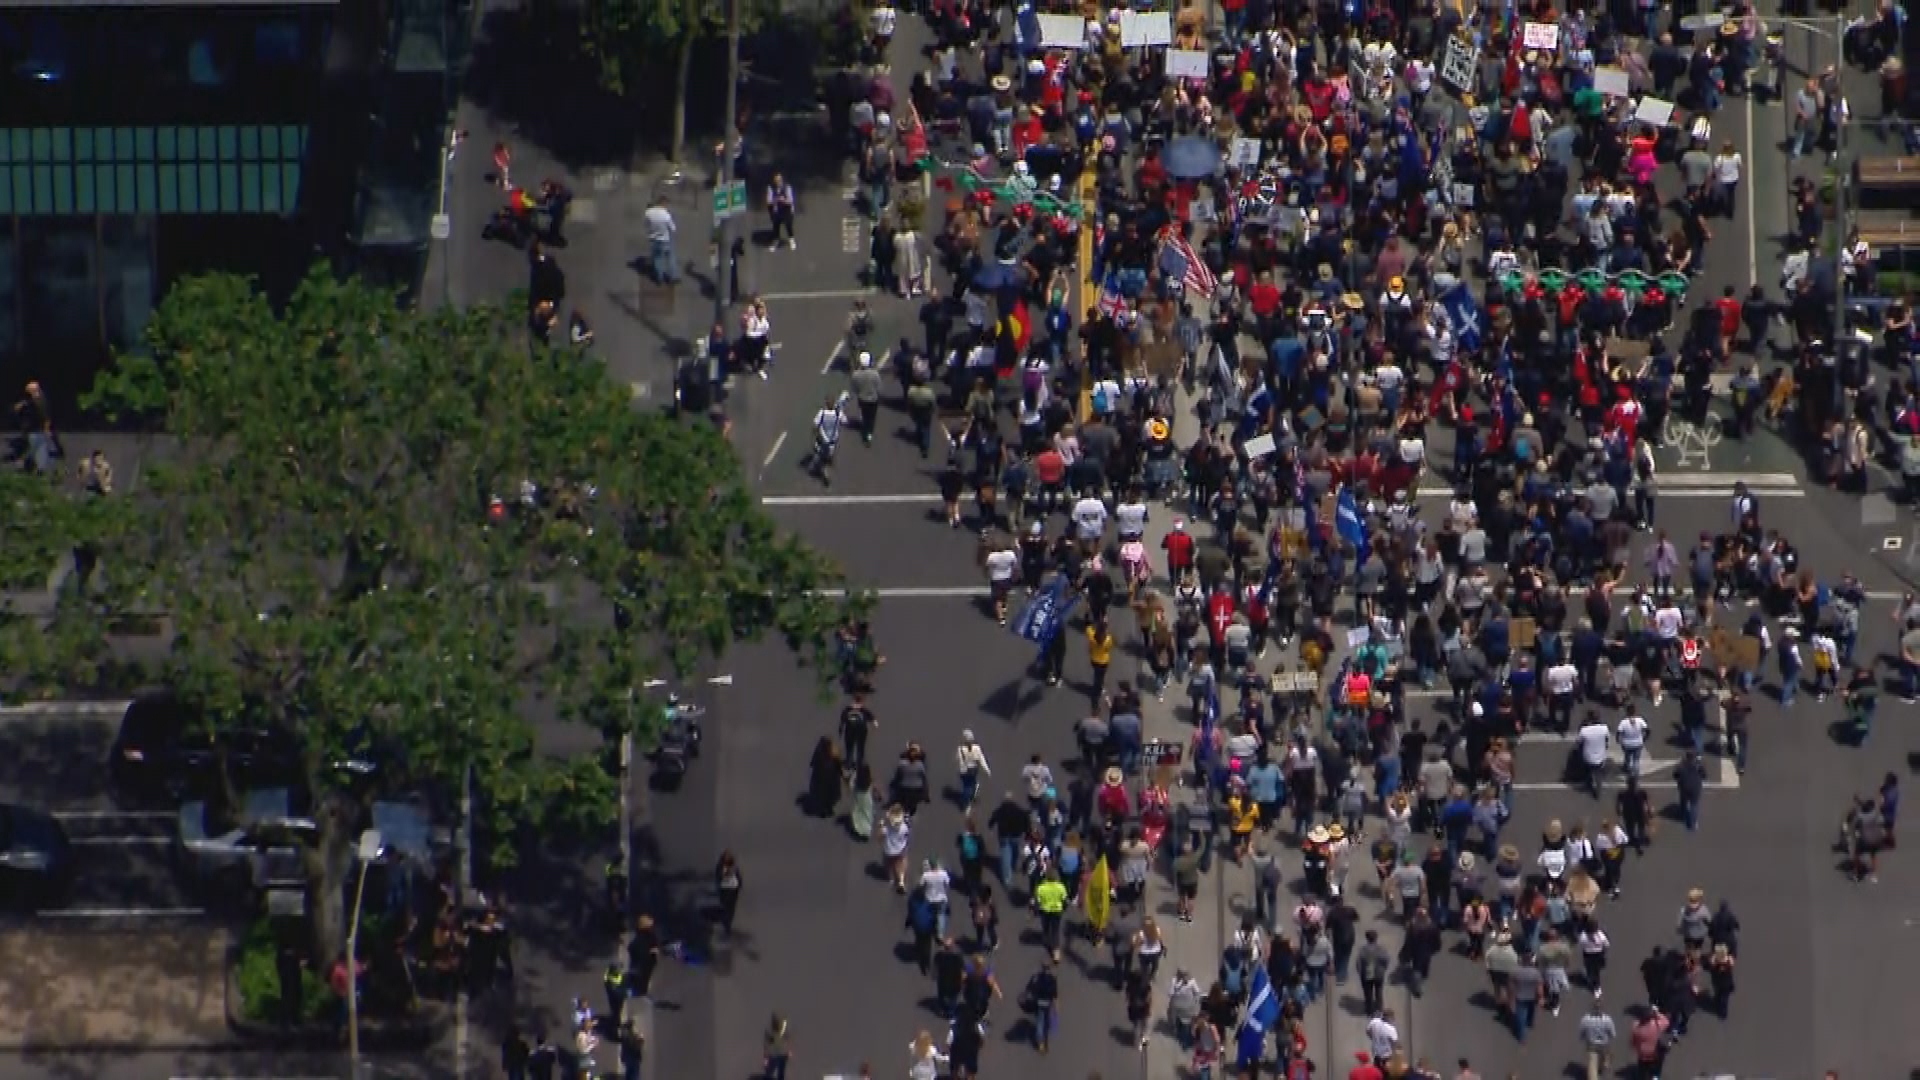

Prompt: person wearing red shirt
[
  {"left": 1347, "top": 1050, "right": 1384, "bottom": 1080},
  {"left": 1033, "top": 446, "right": 1066, "bottom": 512},
  {"left": 1605, "top": 385, "right": 1643, "bottom": 446},
  {"left": 1206, "top": 585, "right": 1235, "bottom": 668},
  {"left": 1714, "top": 284, "right": 1742, "bottom": 346},
  {"left": 1163, "top": 521, "right": 1196, "bottom": 578},
  {"left": 1136, "top": 152, "right": 1168, "bottom": 195},
  {"left": 1249, "top": 271, "right": 1281, "bottom": 319}
]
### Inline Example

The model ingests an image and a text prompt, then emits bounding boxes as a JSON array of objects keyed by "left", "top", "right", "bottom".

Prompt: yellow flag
[{"left": 1082, "top": 855, "right": 1111, "bottom": 935}]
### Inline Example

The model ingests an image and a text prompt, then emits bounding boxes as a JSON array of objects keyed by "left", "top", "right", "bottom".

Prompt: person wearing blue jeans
[
  {"left": 644, "top": 198, "right": 678, "bottom": 284},
  {"left": 761, "top": 1014, "right": 790, "bottom": 1080}
]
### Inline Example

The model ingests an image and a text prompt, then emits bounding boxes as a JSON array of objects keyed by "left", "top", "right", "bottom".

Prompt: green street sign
[{"left": 713, "top": 181, "right": 748, "bottom": 220}]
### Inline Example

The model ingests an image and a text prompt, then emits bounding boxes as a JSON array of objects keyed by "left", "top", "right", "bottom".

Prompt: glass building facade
[{"left": 0, "top": 0, "right": 462, "bottom": 425}]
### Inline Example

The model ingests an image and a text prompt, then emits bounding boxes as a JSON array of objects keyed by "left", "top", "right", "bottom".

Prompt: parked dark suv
[{"left": 108, "top": 692, "right": 302, "bottom": 804}]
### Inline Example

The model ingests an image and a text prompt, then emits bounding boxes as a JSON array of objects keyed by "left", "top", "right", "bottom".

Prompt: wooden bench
[
  {"left": 1856, "top": 210, "right": 1920, "bottom": 252},
  {"left": 1857, "top": 157, "right": 1920, "bottom": 209},
  {"left": 1858, "top": 156, "right": 1920, "bottom": 188}
]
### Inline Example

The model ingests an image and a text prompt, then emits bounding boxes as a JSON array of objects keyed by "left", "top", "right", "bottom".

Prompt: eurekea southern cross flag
[
  {"left": 1236, "top": 964, "right": 1280, "bottom": 1064},
  {"left": 1156, "top": 227, "right": 1217, "bottom": 299}
]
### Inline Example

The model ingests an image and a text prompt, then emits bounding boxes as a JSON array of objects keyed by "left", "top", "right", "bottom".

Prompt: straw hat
[
  {"left": 1457, "top": 852, "right": 1477, "bottom": 872},
  {"left": 1326, "top": 823, "right": 1346, "bottom": 842},
  {"left": 1104, "top": 765, "right": 1124, "bottom": 786},
  {"left": 991, "top": 74, "right": 1013, "bottom": 92},
  {"left": 1340, "top": 292, "right": 1365, "bottom": 311},
  {"left": 1719, "top": 19, "right": 1740, "bottom": 36},
  {"left": 1307, "top": 824, "right": 1331, "bottom": 845},
  {"left": 1498, "top": 843, "right": 1520, "bottom": 864}
]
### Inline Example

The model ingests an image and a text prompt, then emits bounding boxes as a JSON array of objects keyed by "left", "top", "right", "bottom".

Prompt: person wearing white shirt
[
  {"left": 1070, "top": 495, "right": 1107, "bottom": 546},
  {"left": 983, "top": 541, "right": 1018, "bottom": 624},
  {"left": 1545, "top": 662, "right": 1579, "bottom": 731},
  {"left": 1537, "top": 840, "right": 1569, "bottom": 880},
  {"left": 1576, "top": 716, "right": 1611, "bottom": 797},
  {"left": 1576, "top": 925, "right": 1611, "bottom": 987},
  {"left": 954, "top": 731, "right": 991, "bottom": 811},
  {"left": 742, "top": 300, "right": 773, "bottom": 378},
  {"left": 1615, "top": 712, "right": 1648, "bottom": 777},
  {"left": 908, "top": 1034, "right": 947, "bottom": 1080},
  {"left": 1115, "top": 496, "right": 1148, "bottom": 542},
  {"left": 1653, "top": 604, "right": 1682, "bottom": 642},
  {"left": 919, "top": 857, "right": 952, "bottom": 934},
  {"left": 1365, "top": 1010, "right": 1400, "bottom": 1063},
  {"left": 1711, "top": 141, "right": 1743, "bottom": 216}
]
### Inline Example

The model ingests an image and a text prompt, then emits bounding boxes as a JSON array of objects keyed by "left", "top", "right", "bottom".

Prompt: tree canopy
[{"left": 39, "top": 266, "right": 854, "bottom": 958}]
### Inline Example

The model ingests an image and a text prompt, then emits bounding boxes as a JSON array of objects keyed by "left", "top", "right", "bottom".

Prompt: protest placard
[
  {"left": 1229, "top": 137, "right": 1263, "bottom": 167},
  {"left": 1634, "top": 97, "right": 1676, "bottom": 126},
  {"left": 1037, "top": 14, "right": 1087, "bottom": 47},
  {"left": 1167, "top": 48, "right": 1207, "bottom": 77},
  {"left": 1120, "top": 10, "right": 1172, "bottom": 47},
  {"left": 1595, "top": 66, "right": 1631, "bottom": 97},
  {"left": 1439, "top": 36, "right": 1477, "bottom": 95},
  {"left": 1522, "top": 21, "right": 1559, "bottom": 49}
]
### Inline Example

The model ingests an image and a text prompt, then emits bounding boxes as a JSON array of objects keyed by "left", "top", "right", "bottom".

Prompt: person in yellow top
[
  {"left": 1086, "top": 617, "right": 1116, "bottom": 704},
  {"left": 1226, "top": 785, "right": 1260, "bottom": 860},
  {"left": 1032, "top": 871, "right": 1069, "bottom": 960}
]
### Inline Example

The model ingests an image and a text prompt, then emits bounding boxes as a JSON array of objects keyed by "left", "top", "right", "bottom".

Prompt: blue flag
[
  {"left": 1236, "top": 966, "right": 1279, "bottom": 1064},
  {"left": 1236, "top": 381, "right": 1272, "bottom": 442},
  {"left": 1255, "top": 551, "right": 1282, "bottom": 608},
  {"left": 1198, "top": 680, "right": 1219, "bottom": 765},
  {"left": 1011, "top": 575, "right": 1077, "bottom": 648},
  {"left": 1334, "top": 488, "right": 1367, "bottom": 553},
  {"left": 1440, "top": 283, "right": 1486, "bottom": 352}
]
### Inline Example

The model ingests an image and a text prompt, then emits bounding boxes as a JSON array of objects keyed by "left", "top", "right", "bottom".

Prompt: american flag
[{"left": 1157, "top": 227, "right": 1217, "bottom": 299}]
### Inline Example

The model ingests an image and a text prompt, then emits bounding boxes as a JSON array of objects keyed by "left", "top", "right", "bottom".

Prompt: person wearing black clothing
[
  {"left": 1024, "top": 961, "right": 1060, "bottom": 1052},
  {"left": 501, "top": 1026, "right": 531, "bottom": 1080},
  {"left": 932, "top": 937, "right": 966, "bottom": 1015},
  {"left": 839, "top": 695, "right": 875, "bottom": 771},
  {"left": 1616, "top": 775, "right": 1653, "bottom": 853},
  {"left": 1639, "top": 946, "right": 1668, "bottom": 1005},
  {"left": 948, "top": 1004, "right": 985, "bottom": 1078},
  {"left": 714, "top": 852, "right": 744, "bottom": 937},
  {"left": 627, "top": 915, "right": 661, "bottom": 998},
  {"left": 618, "top": 1023, "right": 646, "bottom": 1080},
  {"left": 526, "top": 1030, "right": 558, "bottom": 1080}
]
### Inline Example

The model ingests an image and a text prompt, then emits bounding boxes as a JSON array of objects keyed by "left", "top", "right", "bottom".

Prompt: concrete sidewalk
[{"left": 0, "top": 927, "right": 232, "bottom": 1051}]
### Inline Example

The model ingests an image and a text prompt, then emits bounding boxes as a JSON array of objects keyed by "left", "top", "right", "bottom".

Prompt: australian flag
[{"left": 1236, "top": 966, "right": 1281, "bottom": 1066}]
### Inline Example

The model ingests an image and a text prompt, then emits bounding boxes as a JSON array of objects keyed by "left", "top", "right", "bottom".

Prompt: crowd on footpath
[{"left": 603, "top": 0, "right": 1920, "bottom": 1075}]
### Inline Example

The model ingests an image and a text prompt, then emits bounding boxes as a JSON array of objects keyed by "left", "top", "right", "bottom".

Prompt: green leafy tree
[
  {"left": 72, "top": 266, "right": 854, "bottom": 965},
  {"left": 579, "top": 0, "right": 766, "bottom": 163}
]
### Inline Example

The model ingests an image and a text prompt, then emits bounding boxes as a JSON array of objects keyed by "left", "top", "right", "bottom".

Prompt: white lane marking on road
[
  {"left": 809, "top": 586, "right": 990, "bottom": 598},
  {"left": 760, "top": 288, "right": 876, "bottom": 301},
  {"left": 763, "top": 430, "right": 788, "bottom": 470},
  {"left": 841, "top": 217, "right": 863, "bottom": 254},
  {"left": 43, "top": 907, "right": 205, "bottom": 918},
  {"left": 69, "top": 835, "right": 173, "bottom": 846},
  {"left": 1744, "top": 87, "right": 1758, "bottom": 286},
  {"left": 820, "top": 340, "right": 846, "bottom": 376},
  {"left": 766, "top": 492, "right": 930, "bottom": 506}
]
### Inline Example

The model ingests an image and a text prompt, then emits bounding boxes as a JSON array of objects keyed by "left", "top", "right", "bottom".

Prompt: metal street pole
[
  {"left": 713, "top": 0, "right": 741, "bottom": 327},
  {"left": 345, "top": 829, "right": 383, "bottom": 1080},
  {"left": 1832, "top": 10, "right": 1849, "bottom": 382}
]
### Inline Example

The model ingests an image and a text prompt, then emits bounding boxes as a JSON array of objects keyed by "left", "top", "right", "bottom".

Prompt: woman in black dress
[{"left": 807, "top": 736, "right": 842, "bottom": 817}]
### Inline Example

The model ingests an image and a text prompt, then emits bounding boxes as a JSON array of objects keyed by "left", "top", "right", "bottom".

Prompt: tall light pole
[
  {"left": 713, "top": 0, "right": 742, "bottom": 327},
  {"left": 345, "top": 828, "right": 384, "bottom": 1080}
]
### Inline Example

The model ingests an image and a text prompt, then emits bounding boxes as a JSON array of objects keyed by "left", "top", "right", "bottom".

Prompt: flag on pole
[
  {"left": 1236, "top": 965, "right": 1280, "bottom": 1064},
  {"left": 1010, "top": 573, "right": 1078, "bottom": 649},
  {"left": 1156, "top": 227, "right": 1218, "bottom": 298},
  {"left": 1334, "top": 487, "right": 1368, "bottom": 553},
  {"left": 1082, "top": 856, "right": 1111, "bottom": 934}
]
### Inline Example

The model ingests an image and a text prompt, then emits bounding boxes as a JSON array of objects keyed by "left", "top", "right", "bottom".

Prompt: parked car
[
  {"left": 177, "top": 787, "right": 448, "bottom": 907},
  {"left": 0, "top": 803, "right": 74, "bottom": 911},
  {"left": 176, "top": 787, "right": 313, "bottom": 901},
  {"left": 110, "top": 693, "right": 302, "bottom": 803}
]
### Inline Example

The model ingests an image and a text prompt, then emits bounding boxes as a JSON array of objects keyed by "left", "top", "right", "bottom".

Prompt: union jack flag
[{"left": 1157, "top": 227, "right": 1217, "bottom": 299}]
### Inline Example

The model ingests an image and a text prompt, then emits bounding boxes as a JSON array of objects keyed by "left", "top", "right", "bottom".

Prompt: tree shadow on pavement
[{"left": 462, "top": 4, "right": 645, "bottom": 171}]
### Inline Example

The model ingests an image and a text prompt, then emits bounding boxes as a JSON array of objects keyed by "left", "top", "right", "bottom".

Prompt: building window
[
  {"left": 101, "top": 216, "right": 154, "bottom": 351},
  {"left": 0, "top": 231, "right": 18, "bottom": 359},
  {"left": 20, "top": 217, "right": 97, "bottom": 350}
]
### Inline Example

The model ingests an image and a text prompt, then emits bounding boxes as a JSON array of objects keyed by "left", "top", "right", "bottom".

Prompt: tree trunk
[
  {"left": 670, "top": 31, "right": 696, "bottom": 164},
  {"left": 309, "top": 807, "right": 354, "bottom": 968}
]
